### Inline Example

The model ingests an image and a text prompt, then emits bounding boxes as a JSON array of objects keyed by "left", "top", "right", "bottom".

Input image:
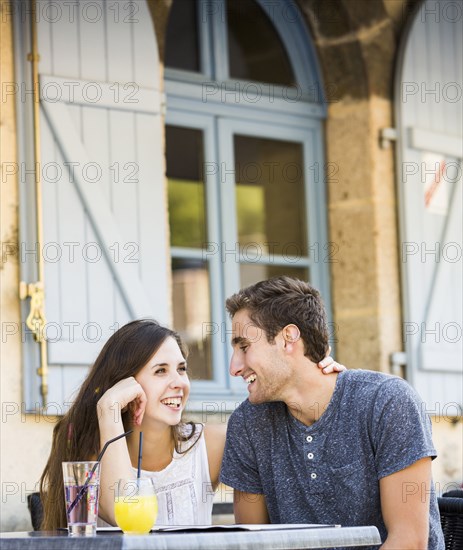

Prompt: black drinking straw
[
  {"left": 137, "top": 431, "right": 143, "bottom": 479},
  {"left": 66, "top": 429, "right": 133, "bottom": 516}
]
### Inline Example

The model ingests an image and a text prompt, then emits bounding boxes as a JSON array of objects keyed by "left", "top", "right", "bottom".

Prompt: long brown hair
[{"left": 39, "top": 319, "right": 198, "bottom": 530}]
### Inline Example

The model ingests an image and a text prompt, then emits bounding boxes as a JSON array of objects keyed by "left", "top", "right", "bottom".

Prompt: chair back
[
  {"left": 438, "top": 496, "right": 463, "bottom": 550},
  {"left": 27, "top": 492, "right": 43, "bottom": 531},
  {"left": 443, "top": 489, "right": 463, "bottom": 499}
]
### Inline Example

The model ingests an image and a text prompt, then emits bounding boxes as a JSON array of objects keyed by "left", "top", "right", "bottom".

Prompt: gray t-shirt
[{"left": 220, "top": 370, "right": 444, "bottom": 549}]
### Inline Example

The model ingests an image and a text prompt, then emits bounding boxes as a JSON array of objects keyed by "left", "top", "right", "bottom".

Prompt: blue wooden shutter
[
  {"left": 21, "top": 0, "right": 169, "bottom": 409},
  {"left": 395, "top": 0, "right": 462, "bottom": 413}
]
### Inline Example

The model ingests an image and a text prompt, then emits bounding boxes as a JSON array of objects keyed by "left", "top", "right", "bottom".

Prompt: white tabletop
[{"left": 0, "top": 525, "right": 382, "bottom": 549}]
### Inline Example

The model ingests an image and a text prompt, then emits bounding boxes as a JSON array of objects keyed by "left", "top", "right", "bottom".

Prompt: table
[{"left": 0, "top": 526, "right": 381, "bottom": 549}]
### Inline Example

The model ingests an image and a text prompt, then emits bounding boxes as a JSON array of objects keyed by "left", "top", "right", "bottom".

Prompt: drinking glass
[
  {"left": 114, "top": 478, "right": 158, "bottom": 534},
  {"left": 62, "top": 461, "right": 100, "bottom": 536}
]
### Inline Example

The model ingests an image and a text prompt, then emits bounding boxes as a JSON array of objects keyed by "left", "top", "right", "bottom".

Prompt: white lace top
[{"left": 99, "top": 424, "right": 214, "bottom": 526}]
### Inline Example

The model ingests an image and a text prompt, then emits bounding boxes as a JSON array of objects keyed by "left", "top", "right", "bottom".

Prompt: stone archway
[
  {"left": 294, "top": 0, "right": 419, "bottom": 370},
  {"left": 146, "top": 0, "right": 172, "bottom": 75}
]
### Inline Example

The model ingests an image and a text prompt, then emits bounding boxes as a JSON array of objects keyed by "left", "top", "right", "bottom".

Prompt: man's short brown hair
[{"left": 226, "top": 276, "right": 329, "bottom": 363}]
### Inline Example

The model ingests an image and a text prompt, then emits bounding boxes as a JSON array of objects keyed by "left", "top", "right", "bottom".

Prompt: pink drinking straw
[{"left": 66, "top": 429, "right": 133, "bottom": 516}]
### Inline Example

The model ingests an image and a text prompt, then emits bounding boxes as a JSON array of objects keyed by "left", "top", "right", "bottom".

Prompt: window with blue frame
[{"left": 164, "top": 0, "right": 331, "bottom": 403}]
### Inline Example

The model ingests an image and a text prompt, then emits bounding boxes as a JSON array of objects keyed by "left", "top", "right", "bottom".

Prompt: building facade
[{"left": 1, "top": 0, "right": 462, "bottom": 530}]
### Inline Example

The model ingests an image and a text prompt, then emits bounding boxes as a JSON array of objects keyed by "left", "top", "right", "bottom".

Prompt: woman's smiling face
[{"left": 135, "top": 336, "right": 190, "bottom": 427}]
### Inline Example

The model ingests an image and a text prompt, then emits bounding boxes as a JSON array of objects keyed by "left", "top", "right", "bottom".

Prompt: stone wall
[
  {"left": 0, "top": 0, "right": 57, "bottom": 531},
  {"left": 297, "top": 0, "right": 408, "bottom": 371}
]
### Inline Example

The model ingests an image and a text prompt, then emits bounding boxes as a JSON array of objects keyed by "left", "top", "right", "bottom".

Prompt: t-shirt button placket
[{"left": 306, "top": 435, "right": 316, "bottom": 480}]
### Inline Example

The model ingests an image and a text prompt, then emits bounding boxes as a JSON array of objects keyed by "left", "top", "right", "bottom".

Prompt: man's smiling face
[{"left": 229, "top": 309, "right": 293, "bottom": 404}]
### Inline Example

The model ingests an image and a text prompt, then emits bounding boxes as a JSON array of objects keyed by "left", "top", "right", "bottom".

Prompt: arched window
[{"left": 165, "top": 0, "right": 331, "bottom": 400}]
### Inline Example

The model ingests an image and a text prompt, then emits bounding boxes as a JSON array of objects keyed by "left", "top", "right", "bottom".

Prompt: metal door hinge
[
  {"left": 19, "top": 281, "right": 47, "bottom": 342},
  {"left": 380, "top": 128, "right": 398, "bottom": 149},
  {"left": 390, "top": 351, "right": 407, "bottom": 377}
]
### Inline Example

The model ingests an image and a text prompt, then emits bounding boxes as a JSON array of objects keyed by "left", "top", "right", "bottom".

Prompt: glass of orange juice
[{"left": 114, "top": 478, "right": 158, "bottom": 534}]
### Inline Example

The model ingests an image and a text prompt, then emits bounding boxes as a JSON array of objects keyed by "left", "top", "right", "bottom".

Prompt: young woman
[{"left": 39, "top": 319, "right": 342, "bottom": 529}]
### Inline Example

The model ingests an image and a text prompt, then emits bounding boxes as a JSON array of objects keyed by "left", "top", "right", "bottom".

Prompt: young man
[{"left": 220, "top": 277, "right": 444, "bottom": 549}]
